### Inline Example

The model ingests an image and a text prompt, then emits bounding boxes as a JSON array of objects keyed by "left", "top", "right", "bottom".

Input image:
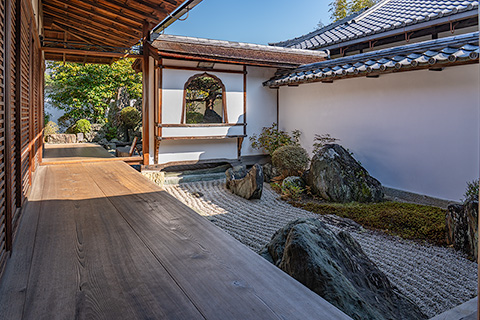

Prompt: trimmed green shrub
[
  {"left": 272, "top": 145, "right": 309, "bottom": 177},
  {"left": 250, "top": 123, "right": 301, "bottom": 156},
  {"left": 73, "top": 119, "right": 91, "bottom": 134}
]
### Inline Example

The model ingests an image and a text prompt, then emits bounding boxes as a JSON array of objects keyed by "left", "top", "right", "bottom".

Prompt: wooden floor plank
[
  {"left": 17, "top": 164, "right": 204, "bottom": 320},
  {"left": 0, "top": 167, "right": 47, "bottom": 319},
  {"left": 43, "top": 143, "right": 114, "bottom": 163},
  {"left": 84, "top": 161, "right": 350, "bottom": 320}
]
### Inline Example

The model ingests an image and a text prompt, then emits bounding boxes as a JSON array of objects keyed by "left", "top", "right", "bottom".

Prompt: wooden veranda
[
  {"left": 0, "top": 154, "right": 350, "bottom": 319},
  {"left": 0, "top": 0, "right": 190, "bottom": 279}
]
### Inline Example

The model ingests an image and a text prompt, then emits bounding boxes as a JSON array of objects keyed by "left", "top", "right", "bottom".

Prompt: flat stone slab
[{"left": 429, "top": 297, "right": 477, "bottom": 320}]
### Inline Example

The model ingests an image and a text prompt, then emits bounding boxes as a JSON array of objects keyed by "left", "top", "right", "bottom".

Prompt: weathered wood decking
[
  {"left": 43, "top": 143, "right": 142, "bottom": 165},
  {"left": 0, "top": 153, "right": 350, "bottom": 319}
]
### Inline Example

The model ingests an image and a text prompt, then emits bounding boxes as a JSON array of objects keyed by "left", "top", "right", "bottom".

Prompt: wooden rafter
[
  {"left": 42, "top": 3, "right": 141, "bottom": 38},
  {"left": 41, "top": 0, "right": 184, "bottom": 62},
  {"left": 49, "top": 16, "right": 137, "bottom": 45}
]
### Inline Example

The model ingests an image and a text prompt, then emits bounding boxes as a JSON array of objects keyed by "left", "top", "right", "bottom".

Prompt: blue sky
[{"left": 164, "top": 0, "right": 331, "bottom": 45}]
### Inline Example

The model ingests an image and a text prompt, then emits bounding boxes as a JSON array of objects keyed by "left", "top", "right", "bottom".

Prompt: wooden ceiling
[{"left": 42, "top": 0, "right": 184, "bottom": 63}]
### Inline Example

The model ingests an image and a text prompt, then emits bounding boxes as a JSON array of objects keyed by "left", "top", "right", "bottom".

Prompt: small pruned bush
[
  {"left": 463, "top": 179, "right": 479, "bottom": 203},
  {"left": 44, "top": 121, "right": 59, "bottom": 140},
  {"left": 272, "top": 145, "right": 309, "bottom": 177},
  {"left": 250, "top": 123, "right": 301, "bottom": 156},
  {"left": 73, "top": 119, "right": 92, "bottom": 134},
  {"left": 278, "top": 179, "right": 305, "bottom": 201}
]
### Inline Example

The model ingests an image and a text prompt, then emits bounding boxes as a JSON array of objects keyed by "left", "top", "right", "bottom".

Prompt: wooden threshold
[
  {"left": 157, "top": 135, "right": 246, "bottom": 141},
  {"left": 41, "top": 156, "right": 143, "bottom": 166}
]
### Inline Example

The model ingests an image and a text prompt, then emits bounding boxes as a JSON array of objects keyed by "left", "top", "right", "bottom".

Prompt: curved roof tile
[{"left": 270, "top": 0, "right": 478, "bottom": 50}]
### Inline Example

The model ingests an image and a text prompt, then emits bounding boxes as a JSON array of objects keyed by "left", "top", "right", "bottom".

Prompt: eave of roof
[
  {"left": 150, "top": 34, "right": 328, "bottom": 68},
  {"left": 271, "top": 0, "right": 479, "bottom": 51},
  {"left": 264, "top": 31, "right": 479, "bottom": 87},
  {"left": 42, "top": 0, "right": 185, "bottom": 63}
]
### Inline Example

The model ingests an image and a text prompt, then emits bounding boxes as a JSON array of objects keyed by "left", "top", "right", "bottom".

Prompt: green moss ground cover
[{"left": 298, "top": 201, "right": 447, "bottom": 246}]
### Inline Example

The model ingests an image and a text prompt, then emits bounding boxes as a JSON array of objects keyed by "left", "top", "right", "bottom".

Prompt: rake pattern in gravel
[{"left": 164, "top": 180, "right": 478, "bottom": 318}]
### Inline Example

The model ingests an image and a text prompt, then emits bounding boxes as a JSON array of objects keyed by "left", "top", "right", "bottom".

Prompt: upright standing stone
[{"left": 308, "top": 144, "right": 383, "bottom": 203}]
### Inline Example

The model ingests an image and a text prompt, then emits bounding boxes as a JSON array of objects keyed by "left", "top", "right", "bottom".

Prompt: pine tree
[
  {"left": 329, "top": 0, "right": 349, "bottom": 22},
  {"left": 349, "top": 0, "right": 378, "bottom": 15},
  {"left": 329, "top": 0, "right": 379, "bottom": 22}
]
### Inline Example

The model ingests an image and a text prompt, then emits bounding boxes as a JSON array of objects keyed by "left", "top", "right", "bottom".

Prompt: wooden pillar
[
  {"left": 141, "top": 22, "right": 150, "bottom": 165},
  {"left": 4, "top": 0, "right": 14, "bottom": 252},
  {"left": 238, "top": 65, "right": 247, "bottom": 159},
  {"left": 154, "top": 58, "right": 162, "bottom": 164}
]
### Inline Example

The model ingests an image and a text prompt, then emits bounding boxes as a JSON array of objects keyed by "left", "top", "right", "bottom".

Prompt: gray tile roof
[
  {"left": 264, "top": 31, "right": 479, "bottom": 87},
  {"left": 271, "top": 0, "right": 479, "bottom": 50}
]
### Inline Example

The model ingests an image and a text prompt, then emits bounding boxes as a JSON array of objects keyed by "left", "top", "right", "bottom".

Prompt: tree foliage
[
  {"left": 46, "top": 59, "right": 142, "bottom": 124},
  {"left": 329, "top": 0, "right": 378, "bottom": 21}
]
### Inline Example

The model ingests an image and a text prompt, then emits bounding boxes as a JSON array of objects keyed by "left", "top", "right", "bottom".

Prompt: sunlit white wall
[{"left": 278, "top": 64, "right": 479, "bottom": 200}]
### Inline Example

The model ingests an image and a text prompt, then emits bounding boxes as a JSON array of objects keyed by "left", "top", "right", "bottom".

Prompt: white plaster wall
[
  {"left": 156, "top": 65, "right": 278, "bottom": 164},
  {"left": 279, "top": 64, "right": 479, "bottom": 201},
  {"left": 158, "top": 67, "right": 244, "bottom": 164},
  {"left": 242, "top": 66, "right": 278, "bottom": 156}
]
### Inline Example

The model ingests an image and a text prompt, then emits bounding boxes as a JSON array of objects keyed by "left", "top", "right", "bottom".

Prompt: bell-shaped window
[{"left": 183, "top": 73, "right": 227, "bottom": 124}]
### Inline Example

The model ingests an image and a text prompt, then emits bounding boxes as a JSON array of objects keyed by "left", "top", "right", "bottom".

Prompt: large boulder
[
  {"left": 225, "top": 164, "right": 263, "bottom": 200},
  {"left": 308, "top": 144, "right": 383, "bottom": 203},
  {"left": 260, "top": 218, "right": 426, "bottom": 320},
  {"left": 446, "top": 201, "right": 478, "bottom": 261}
]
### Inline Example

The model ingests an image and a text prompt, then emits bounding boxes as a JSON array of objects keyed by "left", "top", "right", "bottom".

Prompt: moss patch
[{"left": 299, "top": 202, "right": 447, "bottom": 246}]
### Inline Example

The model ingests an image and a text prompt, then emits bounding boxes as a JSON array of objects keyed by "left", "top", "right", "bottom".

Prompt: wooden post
[
  {"left": 141, "top": 22, "right": 150, "bottom": 165},
  {"left": 154, "top": 58, "right": 163, "bottom": 164},
  {"left": 239, "top": 65, "right": 247, "bottom": 159},
  {"left": 4, "top": 0, "right": 14, "bottom": 252}
]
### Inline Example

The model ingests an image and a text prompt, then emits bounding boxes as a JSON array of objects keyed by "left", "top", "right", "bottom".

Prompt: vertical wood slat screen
[
  {"left": 0, "top": 0, "right": 42, "bottom": 277},
  {"left": 8, "top": 0, "right": 17, "bottom": 245},
  {"left": 0, "top": 0, "right": 7, "bottom": 274}
]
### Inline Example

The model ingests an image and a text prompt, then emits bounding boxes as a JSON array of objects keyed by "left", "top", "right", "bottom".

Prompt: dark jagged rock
[
  {"left": 225, "top": 164, "right": 263, "bottom": 200},
  {"left": 308, "top": 144, "right": 383, "bottom": 203},
  {"left": 260, "top": 218, "right": 426, "bottom": 320},
  {"left": 262, "top": 163, "right": 281, "bottom": 183},
  {"left": 446, "top": 201, "right": 478, "bottom": 261}
]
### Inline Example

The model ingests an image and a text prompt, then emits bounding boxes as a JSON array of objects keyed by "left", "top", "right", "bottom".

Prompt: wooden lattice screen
[
  {"left": 0, "top": 0, "right": 7, "bottom": 274},
  {"left": 0, "top": 0, "right": 43, "bottom": 277}
]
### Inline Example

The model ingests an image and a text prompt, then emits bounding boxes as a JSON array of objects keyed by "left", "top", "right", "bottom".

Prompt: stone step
[{"left": 164, "top": 172, "right": 227, "bottom": 185}]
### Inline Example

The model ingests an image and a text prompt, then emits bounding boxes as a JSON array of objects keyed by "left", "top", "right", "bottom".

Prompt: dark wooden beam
[{"left": 41, "top": 47, "right": 142, "bottom": 58}]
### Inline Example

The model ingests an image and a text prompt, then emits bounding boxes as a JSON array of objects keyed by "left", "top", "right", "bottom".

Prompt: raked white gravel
[{"left": 164, "top": 179, "right": 478, "bottom": 318}]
